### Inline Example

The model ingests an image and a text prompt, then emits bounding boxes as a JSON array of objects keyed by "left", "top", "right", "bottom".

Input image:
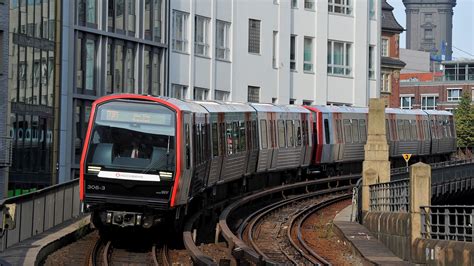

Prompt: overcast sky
[{"left": 387, "top": 0, "right": 474, "bottom": 59}]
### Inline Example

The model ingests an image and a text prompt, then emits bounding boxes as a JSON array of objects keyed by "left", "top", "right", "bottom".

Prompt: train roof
[
  {"left": 194, "top": 101, "right": 255, "bottom": 113},
  {"left": 309, "top": 105, "right": 368, "bottom": 114},
  {"left": 385, "top": 108, "right": 427, "bottom": 115},
  {"left": 424, "top": 110, "right": 453, "bottom": 116},
  {"left": 163, "top": 97, "right": 209, "bottom": 113},
  {"left": 249, "top": 103, "right": 309, "bottom": 113}
]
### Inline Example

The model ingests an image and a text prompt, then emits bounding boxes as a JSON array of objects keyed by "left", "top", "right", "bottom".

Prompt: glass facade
[
  {"left": 69, "top": 0, "right": 167, "bottom": 178},
  {"left": 8, "top": 0, "right": 58, "bottom": 192}
]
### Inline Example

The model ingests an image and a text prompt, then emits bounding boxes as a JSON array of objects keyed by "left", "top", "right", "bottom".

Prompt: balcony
[{"left": 0, "top": 137, "right": 12, "bottom": 168}]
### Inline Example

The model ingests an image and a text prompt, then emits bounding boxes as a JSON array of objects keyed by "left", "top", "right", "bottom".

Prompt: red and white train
[{"left": 80, "top": 94, "right": 456, "bottom": 229}]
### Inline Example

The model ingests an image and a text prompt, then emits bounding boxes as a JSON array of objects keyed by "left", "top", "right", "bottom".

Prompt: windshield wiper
[{"left": 142, "top": 136, "right": 172, "bottom": 174}]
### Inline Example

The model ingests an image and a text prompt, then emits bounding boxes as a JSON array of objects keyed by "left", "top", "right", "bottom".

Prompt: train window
[
  {"left": 397, "top": 120, "right": 404, "bottom": 141},
  {"left": 403, "top": 120, "right": 410, "bottom": 140},
  {"left": 212, "top": 123, "right": 218, "bottom": 157},
  {"left": 246, "top": 121, "right": 252, "bottom": 150},
  {"left": 310, "top": 121, "right": 316, "bottom": 146},
  {"left": 352, "top": 119, "right": 359, "bottom": 142},
  {"left": 226, "top": 123, "right": 233, "bottom": 155},
  {"left": 278, "top": 120, "right": 286, "bottom": 147},
  {"left": 185, "top": 123, "right": 190, "bottom": 169},
  {"left": 286, "top": 120, "right": 294, "bottom": 147},
  {"left": 360, "top": 120, "right": 367, "bottom": 142},
  {"left": 343, "top": 119, "right": 352, "bottom": 143},
  {"left": 294, "top": 120, "right": 302, "bottom": 146},
  {"left": 193, "top": 124, "right": 198, "bottom": 164},
  {"left": 337, "top": 119, "right": 343, "bottom": 143},
  {"left": 239, "top": 121, "right": 246, "bottom": 152},
  {"left": 324, "top": 119, "right": 330, "bottom": 144},
  {"left": 220, "top": 122, "right": 226, "bottom": 155},
  {"left": 252, "top": 120, "right": 258, "bottom": 149},
  {"left": 260, "top": 120, "right": 268, "bottom": 149},
  {"left": 410, "top": 121, "right": 417, "bottom": 140},
  {"left": 233, "top": 122, "right": 239, "bottom": 154}
]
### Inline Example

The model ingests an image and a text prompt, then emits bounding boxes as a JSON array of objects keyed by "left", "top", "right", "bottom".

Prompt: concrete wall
[
  {"left": 363, "top": 211, "right": 412, "bottom": 261},
  {"left": 400, "top": 49, "right": 431, "bottom": 73},
  {"left": 412, "top": 238, "right": 474, "bottom": 265}
]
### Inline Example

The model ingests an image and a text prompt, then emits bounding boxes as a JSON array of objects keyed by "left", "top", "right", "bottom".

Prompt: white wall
[{"left": 169, "top": 0, "right": 380, "bottom": 107}]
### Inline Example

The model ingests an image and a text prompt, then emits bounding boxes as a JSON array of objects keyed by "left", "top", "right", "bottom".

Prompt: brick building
[
  {"left": 398, "top": 60, "right": 474, "bottom": 111},
  {"left": 381, "top": 0, "right": 406, "bottom": 107}
]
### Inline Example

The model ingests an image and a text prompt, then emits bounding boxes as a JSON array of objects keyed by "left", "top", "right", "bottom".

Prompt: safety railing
[
  {"left": 0, "top": 179, "right": 81, "bottom": 252},
  {"left": 391, "top": 158, "right": 474, "bottom": 182},
  {"left": 369, "top": 179, "right": 410, "bottom": 212},
  {"left": 0, "top": 137, "right": 12, "bottom": 167},
  {"left": 420, "top": 205, "right": 474, "bottom": 242}
]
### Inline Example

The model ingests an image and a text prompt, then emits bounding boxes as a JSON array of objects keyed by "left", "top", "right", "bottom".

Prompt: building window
[
  {"left": 400, "top": 96, "right": 414, "bottom": 109},
  {"left": 76, "top": 34, "right": 97, "bottom": 94},
  {"left": 369, "top": 0, "right": 375, "bottom": 19},
  {"left": 85, "top": 39, "right": 96, "bottom": 91},
  {"left": 248, "top": 86, "right": 260, "bottom": 103},
  {"left": 194, "top": 87, "right": 209, "bottom": 100},
  {"left": 328, "top": 0, "right": 352, "bottom": 15},
  {"left": 303, "top": 37, "right": 313, "bottom": 72},
  {"left": 216, "top": 20, "right": 231, "bottom": 60},
  {"left": 77, "top": 0, "right": 97, "bottom": 27},
  {"left": 0, "top": 31, "right": 3, "bottom": 75},
  {"left": 124, "top": 46, "right": 135, "bottom": 93},
  {"left": 292, "top": 0, "right": 297, "bottom": 8},
  {"left": 248, "top": 19, "right": 261, "bottom": 54},
  {"left": 172, "top": 10, "right": 189, "bottom": 53},
  {"left": 447, "top": 88, "right": 462, "bottom": 102},
  {"left": 144, "top": 0, "right": 162, "bottom": 41},
  {"left": 195, "top": 16, "right": 210, "bottom": 57},
  {"left": 381, "top": 72, "right": 391, "bottom": 93},
  {"left": 369, "top": 45, "right": 375, "bottom": 79},
  {"left": 421, "top": 95, "right": 438, "bottom": 110},
  {"left": 424, "top": 13, "right": 432, "bottom": 23},
  {"left": 215, "top": 90, "right": 229, "bottom": 101},
  {"left": 127, "top": 0, "right": 136, "bottom": 33},
  {"left": 305, "top": 0, "right": 315, "bottom": 10},
  {"left": 382, "top": 38, "right": 389, "bottom": 57},
  {"left": 272, "top": 31, "right": 278, "bottom": 68},
  {"left": 171, "top": 84, "right": 187, "bottom": 99},
  {"left": 424, "top": 29, "right": 433, "bottom": 40},
  {"left": 327, "top": 40, "right": 352, "bottom": 76},
  {"left": 290, "top": 35, "right": 296, "bottom": 71},
  {"left": 115, "top": 0, "right": 125, "bottom": 32},
  {"left": 302, "top": 100, "right": 312, "bottom": 106}
]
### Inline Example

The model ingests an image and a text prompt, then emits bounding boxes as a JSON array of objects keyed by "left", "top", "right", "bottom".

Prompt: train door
[{"left": 176, "top": 112, "right": 194, "bottom": 206}]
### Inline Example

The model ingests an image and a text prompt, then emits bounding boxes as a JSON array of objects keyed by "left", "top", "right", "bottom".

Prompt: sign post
[{"left": 402, "top": 154, "right": 412, "bottom": 170}]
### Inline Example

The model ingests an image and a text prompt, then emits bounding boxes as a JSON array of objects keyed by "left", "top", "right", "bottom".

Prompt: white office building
[{"left": 168, "top": 0, "right": 381, "bottom": 106}]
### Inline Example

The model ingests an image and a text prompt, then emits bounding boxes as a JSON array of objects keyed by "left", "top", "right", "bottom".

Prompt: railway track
[
  {"left": 183, "top": 175, "right": 359, "bottom": 265},
  {"left": 89, "top": 238, "right": 171, "bottom": 266}
]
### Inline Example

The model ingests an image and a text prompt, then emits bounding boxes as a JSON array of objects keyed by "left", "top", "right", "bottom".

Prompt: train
[{"left": 80, "top": 94, "right": 456, "bottom": 231}]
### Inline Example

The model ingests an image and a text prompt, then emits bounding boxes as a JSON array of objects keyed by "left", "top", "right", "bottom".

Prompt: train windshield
[{"left": 86, "top": 101, "right": 176, "bottom": 173}]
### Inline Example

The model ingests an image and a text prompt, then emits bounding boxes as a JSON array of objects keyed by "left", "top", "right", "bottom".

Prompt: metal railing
[
  {"left": 0, "top": 137, "right": 12, "bottom": 167},
  {"left": 421, "top": 206, "right": 474, "bottom": 242},
  {"left": 369, "top": 179, "right": 410, "bottom": 212},
  {"left": 0, "top": 179, "right": 81, "bottom": 252},
  {"left": 391, "top": 158, "right": 474, "bottom": 182}
]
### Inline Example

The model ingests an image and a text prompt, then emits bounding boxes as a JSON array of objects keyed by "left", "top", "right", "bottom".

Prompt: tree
[{"left": 454, "top": 92, "right": 474, "bottom": 149}]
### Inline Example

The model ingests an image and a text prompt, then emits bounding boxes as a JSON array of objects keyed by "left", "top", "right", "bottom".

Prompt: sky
[{"left": 387, "top": 0, "right": 474, "bottom": 60}]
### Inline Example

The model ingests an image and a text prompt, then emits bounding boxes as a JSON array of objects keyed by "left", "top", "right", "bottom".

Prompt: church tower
[{"left": 403, "top": 0, "right": 456, "bottom": 61}]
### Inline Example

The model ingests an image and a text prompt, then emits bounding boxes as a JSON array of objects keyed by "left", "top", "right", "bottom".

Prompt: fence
[
  {"left": 420, "top": 205, "right": 474, "bottom": 242},
  {"left": 0, "top": 137, "right": 12, "bottom": 167},
  {"left": 0, "top": 179, "right": 81, "bottom": 252},
  {"left": 369, "top": 179, "right": 410, "bottom": 212},
  {"left": 391, "top": 158, "right": 474, "bottom": 182}
]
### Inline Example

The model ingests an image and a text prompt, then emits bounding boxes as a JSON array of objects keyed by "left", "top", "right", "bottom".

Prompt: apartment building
[{"left": 168, "top": 0, "right": 380, "bottom": 106}]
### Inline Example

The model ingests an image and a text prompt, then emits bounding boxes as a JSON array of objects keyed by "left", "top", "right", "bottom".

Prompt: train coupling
[{"left": 104, "top": 211, "right": 162, "bottom": 228}]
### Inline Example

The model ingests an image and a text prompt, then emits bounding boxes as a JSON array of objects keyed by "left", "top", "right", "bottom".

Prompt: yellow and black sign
[{"left": 402, "top": 154, "right": 412, "bottom": 163}]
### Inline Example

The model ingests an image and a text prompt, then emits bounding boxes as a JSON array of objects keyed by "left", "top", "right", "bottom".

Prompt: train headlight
[
  {"left": 106, "top": 212, "right": 112, "bottom": 224},
  {"left": 87, "top": 166, "right": 102, "bottom": 174},
  {"left": 158, "top": 171, "right": 173, "bottom": 181},
  {"left": 136, "top": 214, "right": 142, "bottom": 225}
]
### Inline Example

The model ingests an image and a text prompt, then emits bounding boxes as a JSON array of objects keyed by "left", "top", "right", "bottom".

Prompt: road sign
[{"left": 402, "top": 154, "right": 412, "bottom": 163}]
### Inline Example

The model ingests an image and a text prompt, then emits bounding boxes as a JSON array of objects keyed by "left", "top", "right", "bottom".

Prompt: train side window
[
  {"left": 220, "top": 122, "right": 226, "bottom": 155},
  {"left": 232, "top": 122, "right": 239, "bottom": 154},
  {"left": 278, "top": 120, "right": 286, "bottom": 147},
  {"left": 226, "top": 122, "right": 233, "bottom": 155},
  {"left": 252, "top": 120, "right": 258, "bottom": 149},
  {"left": 410, "top": 121, "right": 417, "bottom": 140},
  {"left": 260, "top": 120, "right": 268, "bottom": 149},
  {"left": 286, "top": 120, "right": 294, "bottom": 147},
  {"left": 338, "top": 119, "right": 343, "bottom": 143},
  {"left": 212, "top": 123, "right": 218, "bottom": 157},
  {"left": 185, "top": 123, "right": 190, "bottom": 169},
  {"left": 239, "top": 121, "right": 246, "bottom": 152},
  {"left": 352, "top": 119, "right": 359, "bottom": 142},
  {"left": 403, "top": 120, "right": 410, "bottom": 140},
  {"left": 311, "top": 121, "right": 316, "bottom": 146},
  {"left": 360, "top": 120, "right": 367, "bottom": 142},
  {"left": 246, "top": 121, "right": 251, "bottom": 150},
  {"left": 294, "top": 120, "right": 301, "bottom": 146},
  {"left": 343, "top": 119, "right": 352, "bottom": 143},
  {"left": 397, "top": 120, "right": 404, "bottom": 141},
  {"left": 324, "top": 119, "right": 330, "bottom": 144},
  {"left": 269, "top": 120, "right": 275, "bottom": 148}
]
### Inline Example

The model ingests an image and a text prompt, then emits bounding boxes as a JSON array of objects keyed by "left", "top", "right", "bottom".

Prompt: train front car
[{"left": 80, "top": 95, "right": 180, "bottom": 230}]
